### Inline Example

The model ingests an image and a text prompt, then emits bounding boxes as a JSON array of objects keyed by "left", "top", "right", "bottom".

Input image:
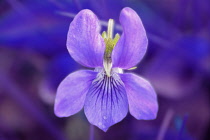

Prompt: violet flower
[{"left": 54, "top": 7, "right": 158, "bottom": 132}]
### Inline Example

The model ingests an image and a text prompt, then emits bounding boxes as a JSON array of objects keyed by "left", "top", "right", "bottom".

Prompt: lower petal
[
  {"left": 120, "top": 73, "right": 158, "bottom": 120},
  {"left": 54, "top": 70, "right": 97, "bottom": 117},
  {"left": 84, "top": 71, "right": 128, "bottom": 132}
]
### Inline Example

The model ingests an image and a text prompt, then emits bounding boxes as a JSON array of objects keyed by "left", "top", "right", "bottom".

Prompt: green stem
[{"left": 89, "top": 124, "right": 94, "bottom": 140}]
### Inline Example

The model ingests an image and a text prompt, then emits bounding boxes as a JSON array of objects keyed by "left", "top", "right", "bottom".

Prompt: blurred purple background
[{"left": 0, "top": 0, "right": 210, "bottom": 140}]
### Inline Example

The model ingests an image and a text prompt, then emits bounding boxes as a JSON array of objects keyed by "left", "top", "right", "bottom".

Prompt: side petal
[
  {"left": 120, "top": 73, "right": 158, "bottom": 120},
  {"left": 84, "top": 71, "right": 128, "bottom": 132},
  {"left": 112, "top": 7, "right": 148, "bottom": 69},
  {"left": 67, "top": 9, "right": 105, "bottom": 68},
  {"left": 54, "top": 70, "right": 97, "bottom": 117}
]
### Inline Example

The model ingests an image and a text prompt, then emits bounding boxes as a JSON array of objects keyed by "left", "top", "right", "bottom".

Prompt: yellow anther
[
  {"left": 113, "top": 33, "right": 120, "bottom": 45},
  {"left": 128, "top": 67, "right": 137, "bottom": 70},
  {"left": 102, "top": 31, "right": 107, "bottom": 39}
]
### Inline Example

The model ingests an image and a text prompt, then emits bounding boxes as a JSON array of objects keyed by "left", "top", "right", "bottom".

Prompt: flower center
[{"left": 102, "top": 19, "right": 120, "bottom": 77}]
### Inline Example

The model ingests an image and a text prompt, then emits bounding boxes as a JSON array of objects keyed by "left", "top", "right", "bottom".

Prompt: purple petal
[
  {"left": 54, "top": 70, "right": 97, "bottom": 117},
  {"left": 84, "top": 71, "right": 128, "bottom": 131},
  {"left": 120, "top": 73, "right": 158, "bottom": 120},
  {"left": 112, "top": 7, "right": 148, "bottom": 69},
  {"left": 67, "top": 9, "right": 105, "bottom": 68}
]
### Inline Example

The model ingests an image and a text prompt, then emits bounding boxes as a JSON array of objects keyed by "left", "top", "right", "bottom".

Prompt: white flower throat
[{"left": 102, "top": 19, "right": 120, "bottom": 77}]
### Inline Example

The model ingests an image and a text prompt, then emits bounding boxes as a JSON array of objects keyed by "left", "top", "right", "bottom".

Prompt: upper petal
[
  {"left": 112, "top": 7, "right": 148, "bottom": 69},
  {"left": 67, "top": 9, "right": 105, "bottom": 68},
  {"left": 54, "top": 70, "right": 97, "bottom": 117},
  {"left": 120, "top": 73, "right": 158, "bottom": 120},
  {"left": 84, "top": 71, "right": 128, "bottom": 132}
]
